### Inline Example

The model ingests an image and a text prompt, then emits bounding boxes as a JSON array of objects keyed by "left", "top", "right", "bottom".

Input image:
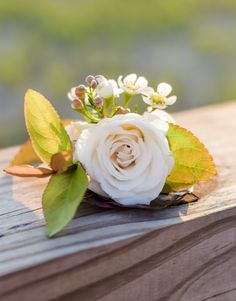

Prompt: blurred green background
[{"left": 0, "top": 0, "right": 236, "bottom": 147}]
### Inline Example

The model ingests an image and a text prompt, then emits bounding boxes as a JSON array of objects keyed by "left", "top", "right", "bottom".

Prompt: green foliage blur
[{"left": 0, "top": 0, "right": 236, "bottom": 147}]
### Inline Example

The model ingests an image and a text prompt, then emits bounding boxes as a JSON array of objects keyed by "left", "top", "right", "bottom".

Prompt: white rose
[{"left": 74, "top": 113, "right": 174, "bottom": 205}]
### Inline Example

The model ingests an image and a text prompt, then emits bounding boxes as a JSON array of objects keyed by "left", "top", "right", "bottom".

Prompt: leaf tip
[
  {"left": 24, "top": 89, "right": 43, "bottom": 108},
  {"left": 3, "top": 167, "right": 9, "bottom": 174},
  {"left": 46, "top": 227, "right": 58, "bottom": 238},
  {"left": 24, "top": 88, "right": 35, "bottom": 102},
  {"left": 25, "top": 88, "right": 36, "bottom": 96}
]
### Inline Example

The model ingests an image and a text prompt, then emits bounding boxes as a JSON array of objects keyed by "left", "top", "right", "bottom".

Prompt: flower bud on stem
[
  {"left": 75, "top": 85, "right": 86, "bottom": 101},
  {"left": 71, "top": 99, "right": 83, "bottom": 110},
  {"left": 72, "top": 99, "right": 100, "bottom": 123},
  {"left": 85, "top": 75, "right": 95, "bottom": 86},
  {"left": 93, "top": 96, "right": 104, "bottom": 108},
  {"left": 90, "top": 79, "right": 97, "bottom": 89},
  {"left": 75, "top": 85, "right": 86, "bottom": 94}
]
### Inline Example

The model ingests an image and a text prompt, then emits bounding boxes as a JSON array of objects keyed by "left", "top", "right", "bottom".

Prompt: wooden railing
[{"left": 0, "top": 102, "right": 236, "bottom": 301}]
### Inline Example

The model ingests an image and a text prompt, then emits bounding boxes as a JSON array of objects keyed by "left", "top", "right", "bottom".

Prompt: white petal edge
[
  {"left": 157, "top": 82, "right": 172, "bottom": 96},
  {"left": 166, "top": 95, "right": 177, "bottom": 106},
  {"left": 124, "top": 73, "right": 137, "bottom": 84}
]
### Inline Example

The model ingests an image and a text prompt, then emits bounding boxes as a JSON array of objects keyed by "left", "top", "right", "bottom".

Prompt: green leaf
[
  {"left": 24, "top": 89, "right": 72, "bottom": 164},
  {"left": 166, "top": 123, "right": 217, "bottom": 191},
  {"left": 42, "top": 164, "right": 88, "bottom": 237}
]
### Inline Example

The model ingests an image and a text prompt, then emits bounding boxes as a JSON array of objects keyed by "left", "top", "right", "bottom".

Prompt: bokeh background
[{"left": 0, "top": 0, "right": 236, "bottom": 147}]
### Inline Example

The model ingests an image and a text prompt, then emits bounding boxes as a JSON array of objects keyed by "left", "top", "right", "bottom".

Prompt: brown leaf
[
  {"left": 84, "top": 189, "right": 199, "bottom": 210},
  {"left": 50, "top": 151, "right": 73, "bottom": 173},
  {"left": 4, "top": 165, "right": 54, "bottom": 178},
  {"left": 11, "top": 140, "right": 41, "bottom": 166}
]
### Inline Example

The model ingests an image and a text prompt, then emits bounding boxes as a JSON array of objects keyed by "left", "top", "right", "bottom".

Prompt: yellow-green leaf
[
  {"left": 11, "top": 120, "right": 74, "bottom": 166},
  {"left": 166, "top": 123, "right": 217, "bottom": 191},
  {"left": 24, "top": 89, "right": 72, "bottom": 164},
  {"left": 42, "top": 164, "right": 88, "bottom": 237}
]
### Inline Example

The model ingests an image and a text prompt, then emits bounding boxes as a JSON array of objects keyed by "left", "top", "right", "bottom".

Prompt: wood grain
[{"left": 0, "top": 101, "right": 236, "bottom": 300}]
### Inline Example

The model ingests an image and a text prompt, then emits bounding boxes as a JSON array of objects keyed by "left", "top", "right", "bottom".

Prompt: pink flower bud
[
  {"left": 85, "top": 75, "right": 95, "bottom": 85},
  {"left": 75, "top": 85, "right": 86, "bottom": 101},
  {"left": 71, "top": 99, "right": 83, "bottom": 110},
  {"left": 75, "top": 85, "right": 86, "bottom": 95},
  {"left": 93, "top": 96, "right": 104, "bottom": 108},
  {"left": 90, "top": 79, "right": 97, "bottom": 89}
]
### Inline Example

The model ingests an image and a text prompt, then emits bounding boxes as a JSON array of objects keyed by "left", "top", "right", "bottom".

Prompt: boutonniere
[{"left": 4, "top": 74, "right": 217, "bottom": 237}]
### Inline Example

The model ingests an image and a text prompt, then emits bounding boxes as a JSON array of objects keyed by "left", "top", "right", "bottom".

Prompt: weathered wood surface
[{"left": 0, "top": 101, "right": 236, "bottom": 301}]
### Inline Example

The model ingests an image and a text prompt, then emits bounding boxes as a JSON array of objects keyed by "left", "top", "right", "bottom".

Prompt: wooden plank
[{"left": 0, "top": 101, "right": 236, "bottom": 300}]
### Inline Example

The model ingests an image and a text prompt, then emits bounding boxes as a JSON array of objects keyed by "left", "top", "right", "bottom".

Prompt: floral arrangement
[{"left": 4, "top": 74, "right": 217, "bottom": 237}]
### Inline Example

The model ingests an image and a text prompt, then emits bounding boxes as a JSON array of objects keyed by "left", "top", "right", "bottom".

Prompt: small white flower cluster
[{"left": 67, "top": 73, "right": 177, "bottom": 122}]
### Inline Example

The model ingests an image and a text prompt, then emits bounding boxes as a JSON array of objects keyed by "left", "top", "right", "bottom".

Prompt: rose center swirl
[{"left": 108, "top": 125, "right": 144, "bottom": 171}]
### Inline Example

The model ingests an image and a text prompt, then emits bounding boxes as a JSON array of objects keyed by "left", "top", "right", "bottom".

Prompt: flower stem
[
  {"left": 124, "top": 93, "right": 132, "bottom": 108},
  {"left": 87, "top": 94, "right": 104, "bottom": 118},
  {"left": 103, "top": 96, "right": 115, "bottom": 117},
  {"left": 72, "top": 107, "right": 100, "bottom": 123},
  {"left": 83, "top": 110, "right": 100, "bottom": 123}
]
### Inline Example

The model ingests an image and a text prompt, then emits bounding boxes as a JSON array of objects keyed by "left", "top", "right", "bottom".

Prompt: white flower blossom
[
  {"left": 143, "top": 109, "right": 176, "bottom": 124},
  {"left": 118, "top": 73, "right": 149, "bottom": 95},
  {"left": 74, "top": 113, "right": 174, "bottom": 205},
  {"left": 95, "top": 76, "right": 123, "bottom": 99},
  {"left": 142, "top": 82, "right": 177, "bottom": 109},
  {"left": 65, "top": 121, "right": 91, "bottom": 142}
]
